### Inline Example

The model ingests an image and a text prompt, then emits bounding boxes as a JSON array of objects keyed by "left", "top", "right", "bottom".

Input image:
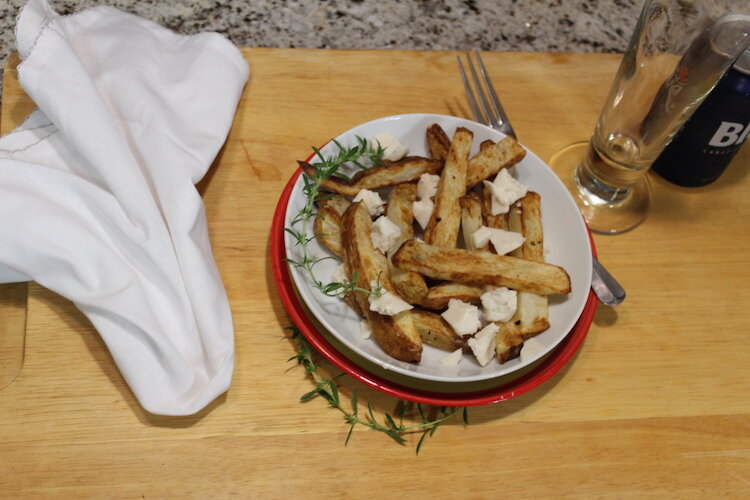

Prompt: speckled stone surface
[{"left": 0, "top": 0, "right": 642, "bottom": 99}]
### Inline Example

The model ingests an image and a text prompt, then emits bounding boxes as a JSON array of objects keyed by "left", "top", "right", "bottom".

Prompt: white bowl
[{"left": 284, "top": 113, "right": 592, "bottom": 383}]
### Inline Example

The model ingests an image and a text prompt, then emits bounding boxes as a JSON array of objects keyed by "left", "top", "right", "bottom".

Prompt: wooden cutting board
[
  {"left": 0, "top": 56, "right": 30, "bottom": 390},
  {"left": 1, "top": 48, "right": 749, "bottom": 498}
]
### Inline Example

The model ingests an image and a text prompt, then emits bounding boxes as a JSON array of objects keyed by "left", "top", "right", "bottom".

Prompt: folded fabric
[{"left": 0, "top": 0, "right": 248, "bottom": 415}]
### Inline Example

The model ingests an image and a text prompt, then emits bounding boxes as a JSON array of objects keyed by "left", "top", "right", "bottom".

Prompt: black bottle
[{"left": 652, "top": 48, "right": 750, "bottom": 187}]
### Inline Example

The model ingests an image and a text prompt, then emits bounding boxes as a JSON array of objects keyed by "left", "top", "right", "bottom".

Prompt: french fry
[
  {"left": 319, "top": 194, "right": 351, "bottom": 216},
  {"left": 386, "top": 183, "right": 417, "bottom": 240},
  {"left": 390, "top": 270, "right": 429, "bottom": 305},
  {"left": 341, "top": 202, "right": 422, "bottom": 362},
  {"left": 481, "top": 182, "right": 509, "bottom": 231},
  {"left": 313, "top": 203, "right": 343, "bottom": 257},
  {"left": 466, "top": 136, "right": 526, "bottom": 189},
  {"left": 426, "top": 123, "right": 451, "bottom": 162},
  {"left": 312, "top": 196, "right": 360, "bottom": 313},
  {"left": 392, "top": 240, "right": 571, "bottom": 296},
  {"left": 510, "top": 192, "right": 550, "bottom": 336},
  {"left": 412, "top": 309, "right": 465, "bottom": 352},
  {"left": 496, "top": 192, "right": 550, "bottom": 362},
  {"left": 423, "top": 127, "right": 473, "bottom": 248},
  {"left": 500, "top": 292, "right": 549, "bottom": 338},
  {"left": 417, "top": 282, "right": 483, "bottom": 310},
  {"left": 459, "top": 191, "right": 485, "bottom": 251},
  {"left": 479, "top": 139, "right": 495, "bottom": 152},
  {"left": 334, "top": 263, "right": 364, "bottom": 317},
  {"left": 495, "top": 332, "right": 524, "bottom": 364},
  {"left": 299, "top": 157, "right": 442, "bottom": 197},
  {"left": 386, "top": 183, "right": 429, "bottom": 303},
  {"left": 514, "top": 192, "right": 544, "bottom": 262}
]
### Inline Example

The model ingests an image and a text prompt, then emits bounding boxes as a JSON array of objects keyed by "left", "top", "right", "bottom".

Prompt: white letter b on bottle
[{"left": 708, "top": 121, "right": 745, "bottom": 147}]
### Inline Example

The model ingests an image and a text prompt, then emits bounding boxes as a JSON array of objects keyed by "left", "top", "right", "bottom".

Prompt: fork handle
[{"left": 591, "top": 257, "right": 625, "bottom": 306}]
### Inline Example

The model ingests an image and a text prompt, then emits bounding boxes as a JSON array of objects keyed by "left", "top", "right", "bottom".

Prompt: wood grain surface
[{"left": 1, "top": 48, "right": 749, "bottom": 499}]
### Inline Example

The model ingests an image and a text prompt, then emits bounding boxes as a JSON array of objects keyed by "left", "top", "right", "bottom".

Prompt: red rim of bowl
[{"left": 271, "top": 167, "right": 598, "bottom": 406}]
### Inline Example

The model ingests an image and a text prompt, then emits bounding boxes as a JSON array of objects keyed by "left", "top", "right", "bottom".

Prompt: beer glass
[{"left": 550, "top": 0, "right": 750, "bottom": 234}]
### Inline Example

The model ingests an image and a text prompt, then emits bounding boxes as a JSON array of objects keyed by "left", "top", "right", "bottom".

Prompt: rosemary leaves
[{"left": 287, "top": 327, "right": 467, "bottom": 454}]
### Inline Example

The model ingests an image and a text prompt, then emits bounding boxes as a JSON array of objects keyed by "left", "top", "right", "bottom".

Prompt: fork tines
[{"left": 457, "top": 49, "right": 517, "bottom": 139}]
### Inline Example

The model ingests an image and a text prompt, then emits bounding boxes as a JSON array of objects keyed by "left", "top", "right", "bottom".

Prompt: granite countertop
[{"left": 0, "top": 0, "right": 640, "bottom": 68}]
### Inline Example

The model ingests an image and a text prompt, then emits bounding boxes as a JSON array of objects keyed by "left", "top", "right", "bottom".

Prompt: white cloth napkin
[{"left": 0, "top": 0, "right": 248, "bottom": 415}]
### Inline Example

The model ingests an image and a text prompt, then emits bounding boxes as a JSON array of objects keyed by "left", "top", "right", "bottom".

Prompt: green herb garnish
[
  {"left": 285, "top": 136, "right": 385, "bottom": 299},
  {"left": 287, "top": 327, "right": 468, "bottom": 454},
  {"left": 311, "top": 136, "right": 386, "bottom": 178}
]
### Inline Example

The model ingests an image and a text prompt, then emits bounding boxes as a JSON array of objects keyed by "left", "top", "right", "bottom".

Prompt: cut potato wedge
[
  {"left": 424, "top": 127, "right": 472, "bottom": 248},
  {"left": 386, "top": 182, "right": 429, "bottom": 303},
  {"left": 426, "top": 123, "right": 451, "bottom": 162},
  {"left": 417, "top": 282, "right": 483, "bottom": 310},
  {"left": 460, "top": 192, "right": 485, "bottom": 251},
  {"left": 496, "top": 191, "right": 551, "bottom": 361},
  {"left": 313, "top": 203, "right": 343, "bottom": 258},
  {"left": 412, "top": 309, "right": 465, "bottom": 352},
  {"left": 341, "top": 202, "right": 422, "bottom": 362},
  {"left": 299, "top": 157, "right": 442, "bottom": 197},
  {"left": 466, "top": 136, "right": 526, "bottom": 189},
  {"left": 392, "top": 240, "right": 571, "bottom": 296}
]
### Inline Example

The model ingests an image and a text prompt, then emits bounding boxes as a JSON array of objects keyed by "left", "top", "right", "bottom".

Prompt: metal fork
[{"left": 458, "top": 50, "right": 626, "bottom": 307}]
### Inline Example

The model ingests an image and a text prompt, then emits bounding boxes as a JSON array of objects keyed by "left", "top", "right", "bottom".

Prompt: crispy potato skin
[
  {"left": 341, "top": 202, "right": 422, "bottom": 362},
  {"left": 412, "top": 309, "right": 465, "bottom": 352},
  {"left": 513, "top": 192, "right": 544, "bottom": 261},
  {"left": 320, "top": 194, "right": 351, "bottom": 216},
  {"left": 390, "top": 268, "right": 429, "bottom": 304},
  {"left": 426, "top": 123, "right": 451, "bottom": 162},
  {"left": 417, "top": 282, "right": 483, "bottom": 310},
  {"left": 299, "top": 157, "right": 442, "bottom": 197},
  {"left": 466, "top": 137, "right": 527, "bottom": 189},
  {"left": 479, "top": 139, "right": 495, "bottom": 152},
  {"left": 313, "top": 196, "right": 358, "bottom": 312},
  {"left": 365, "top": 310, "right": 422, "bottom": 362},
  {"left": 497, "top": 191, "right": 550, "bottom": 356},
  {"left": 386, "top": 183, "right": 417, "bottom": 241},
  {"left": 424, "top": 127, "right": 472, "bottom": 248},
  {"left": 392, "top": 240, "right": 571, "bottom": 296},
  {"left": 496, "top": 332, "right": 524, "bottom": 363},
  {"left": 459, "top": 192, "right": 484, "bottom": 251},
  {"left": 313, "top": 204, "right": 343, "bottom": 257},
  {"left": 387, "top": 183, "right": 428, "bottom": 303},
  {"left": 481, "top": 183, "right": 509, "bottom": 230}
]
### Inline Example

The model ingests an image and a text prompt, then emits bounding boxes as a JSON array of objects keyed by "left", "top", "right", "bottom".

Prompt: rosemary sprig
[
  {"left": 312, "top": 136, "right": 386, "bottom": 175},
  {"left": 285, "top": 136, "right": 386, "bottom": 299},
  {"left": 287, "top": 327, "right": 468, "bottom": 454}
]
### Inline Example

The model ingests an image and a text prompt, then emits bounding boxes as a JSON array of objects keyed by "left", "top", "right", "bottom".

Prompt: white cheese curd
[
  {"left": 471, "top": 226, "right": 494, "bottom": 249},
  {"left": 520, "top": 337, "right": 546, "bottom": 363},
  {"left": 471, "top": 226, "right": 525, "bottom": 255},
  {"left": 440, "top": 348, "right": 464, "bottom": 366},
  {"left": 371, "top": 215, "right": 402, "bottom": 254},
  {"left": 353, "top": 189, "right": 385, "bottom": 217},
  {"left": 482, "top": 169, "right": 528, "bottom": 215},
  {"left": 359, "top": 319, "right": 373, "bottom": 340},
  {"left": 368, "top": 281, "right": 413, "bottom": 316},
  {"left": 331, "top": 263, "right": 348, "bottom": 283},
  {"left": 412, "top": 197, "right": 434, "bottom": 230},
  {"left": 467, "top": 323, "right": 499, "bottom": 367},
  {"left": 481, "top": 286, "right": 517, "bottom": 322},
  {"left": 417, "top": 173, "right": 440, "bottom": 200},
  {"left": 441, "top": 299, "right": 482, "bottom": 336},
  {"left": 489, "top": 229, "right": 525, "bottom": 255},
  {"left": 370, "top": 132, "right": 409, "bottom": 162}
]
